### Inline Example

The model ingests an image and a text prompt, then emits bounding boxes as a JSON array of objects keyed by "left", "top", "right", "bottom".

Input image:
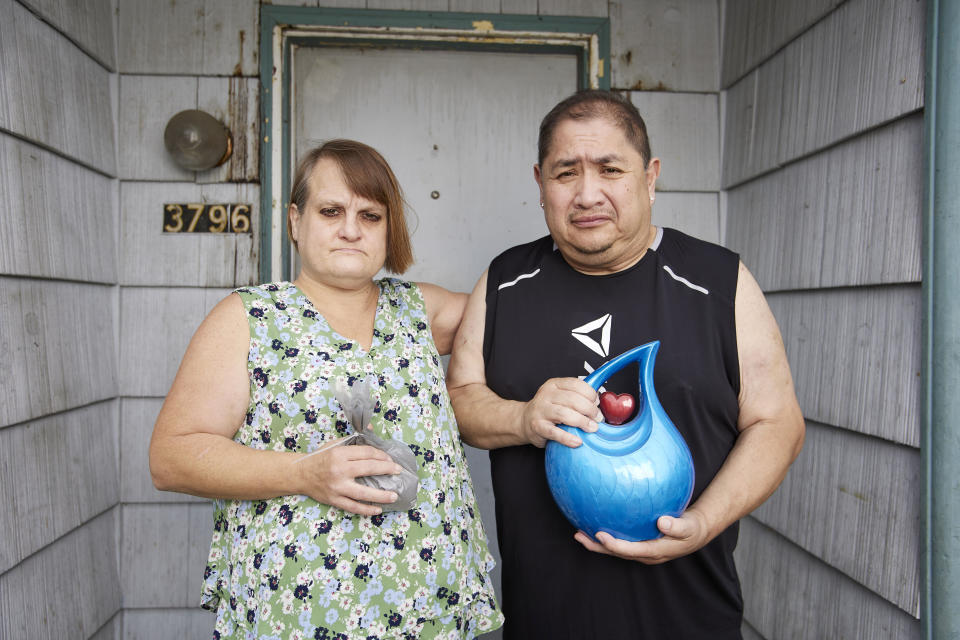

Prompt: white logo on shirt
[
  {"left": 571, "top": 313, "right": 611, "bottom": 357},
  {"left": 571, "top": 314, "right": 612, "bottom": 383}
]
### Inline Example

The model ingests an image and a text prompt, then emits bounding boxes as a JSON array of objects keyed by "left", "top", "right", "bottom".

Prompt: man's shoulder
[
  {"left": 656, "top": 228, "right": 740, "bottom": 274},
  {"left": 491, "top": 235, "right": 553, "bottom": 263},
  {"left": 657, "top": 227, "right": 739, "bottom": 262},
  {"left": 488, "top": 235, "right": 553, "bottom": 281},
  {"left": 655, "top": 228, "right": 740, "bottom": 301}
]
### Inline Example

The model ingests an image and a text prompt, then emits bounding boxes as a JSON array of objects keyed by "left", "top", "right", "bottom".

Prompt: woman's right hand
[{"left": 294, "top": 441, "right": 404, "bottom": 516}]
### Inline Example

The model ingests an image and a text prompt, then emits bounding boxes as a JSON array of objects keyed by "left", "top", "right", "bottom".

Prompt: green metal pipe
[{"left": 922, "top": 0, "right": 960, "bottom": 637}]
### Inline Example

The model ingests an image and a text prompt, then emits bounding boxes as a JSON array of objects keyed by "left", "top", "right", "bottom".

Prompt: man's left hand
[{"left": 573, "top": 509, "right": 711, "bottom": 564}]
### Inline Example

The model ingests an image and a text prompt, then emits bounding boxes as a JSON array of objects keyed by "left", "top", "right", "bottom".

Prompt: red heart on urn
[{"left": 598, "top": 391, "right": 636, "bottom": 426}]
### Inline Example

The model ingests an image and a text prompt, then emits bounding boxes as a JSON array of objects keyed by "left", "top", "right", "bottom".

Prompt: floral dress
[{"left": 201, "top": 280, "right": 503, "bottom": 640}]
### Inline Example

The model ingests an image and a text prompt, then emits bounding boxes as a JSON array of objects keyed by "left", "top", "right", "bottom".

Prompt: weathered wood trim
[
  {"left": 736, "top": 518, "right": 920, "bottom": 639},
  {"left": 741, "top": 620, "right": 764, "bottom": 640},
  {"left": 628, "top": 91, "right": 720, "bottom": 191},
  {"left": 120, "top": 503, "right": 213, "bottom": 608},
  {"left": 88, "top": 612, "right": 122, "bottom": 640},
  {"left": 650, "top": 192, "right": 720, "bottom": 244},
  {"left": 752, "top": 421, "right": 920, "bottom": 614},
  {"left": 116, "top": 0, "right": 259, "bottom": 76},
  {"left": 610, "top": 0, "right": 719, "bottom": 92},
  {"left": 118, "top": 182, "right": 259, "bottom": 287},
  {"left": 0, "top": 400, "right": 119, "bottom": 574},
  {"left": 15, "top": 0, "right": 116, "bottom": 70},
  {"left": 727, "top": 116, "right": 923, "bottom": 291},
  {"left": 768, "top": 285, "right": 921, "bottom": 447},
  {"left": 116, "top": 75, "right": 197, "bottom": 182},
  {"left": 0, "top": 133, "right": 118, "bottom": 283},
  {"left": 721, "top": 0, "right": 925, "bottom": 189},
  {"left": 720, "top": 0, "right": 844, "bottom": 88},
  {"left": 118, "top": 287, "right": 233, "bottom": 398},
  {"left": 120, "top": 609, "right": 213, "bottom": 639},
  {"left": 197, "top": 76, "right": 261, "bottom": 184},
  {"left": 0, "top": 278, "right": 118, "bottom": 428},
  {"left": 0, "top": 0, "right": 116, "bottom": 175},
  {"left": 0, "top": 508, "right": 121, "bottom": 639}
]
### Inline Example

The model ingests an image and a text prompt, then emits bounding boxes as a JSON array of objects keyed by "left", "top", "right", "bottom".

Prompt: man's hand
[
  {"left": 521, "top": 377, "right": 602, "bottom": 448},
  {"left": 294, "top": 439, "right": 403, "bottom": 516},
  {"left": 572, "top": 508, "right": 711, "bottom": 564},
  {"left": 448, "top": 271, "right": 607, "bottom": 450}
]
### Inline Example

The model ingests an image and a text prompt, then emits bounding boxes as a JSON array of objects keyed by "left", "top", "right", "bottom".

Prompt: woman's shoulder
[
  {"left": 234, "top": 281, "right": 299, "bottom": 306},
  {"left": 377, "top": 278, "right": 431, "bottom": 321},
  {"left": 234, "top": 280, "right": 294, "bottom": 296},
  {"left": 377, "top": 276, "right": 418, "bottom": 298}
]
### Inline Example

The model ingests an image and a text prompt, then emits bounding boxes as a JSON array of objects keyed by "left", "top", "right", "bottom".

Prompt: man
[{"left": 447, "top": 90, "right": 804, "bottom": 638}]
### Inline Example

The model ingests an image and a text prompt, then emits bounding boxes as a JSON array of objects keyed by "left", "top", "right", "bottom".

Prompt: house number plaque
[{"left": 163, "top": 203, "right": 252, "bottom": 233}]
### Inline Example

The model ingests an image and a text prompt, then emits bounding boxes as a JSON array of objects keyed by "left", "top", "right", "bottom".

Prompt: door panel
[
  {"left": 293, "top": 46, "right": 578, "bottom": 292},
  {"left": 292, "top": 46, "right": 578, "bottom": 625}
]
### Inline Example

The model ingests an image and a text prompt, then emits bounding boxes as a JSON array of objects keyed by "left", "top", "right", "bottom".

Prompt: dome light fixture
[{"left": 163, "top": 109, "right": 233, "bottom": 171}]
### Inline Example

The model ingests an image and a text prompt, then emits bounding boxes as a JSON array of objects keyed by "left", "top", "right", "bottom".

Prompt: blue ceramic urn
[{"left": 545, "top": 341, "right": 695, "bottom": 542}]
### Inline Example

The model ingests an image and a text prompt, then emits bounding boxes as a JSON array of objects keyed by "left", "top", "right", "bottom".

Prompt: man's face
[{"left": 535, "top": 116, "right": 660, "bottom": 274}]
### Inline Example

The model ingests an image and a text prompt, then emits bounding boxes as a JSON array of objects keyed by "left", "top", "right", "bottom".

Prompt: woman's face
[{"left": 290, "top": 158, "right": 388, "bottom": 289}]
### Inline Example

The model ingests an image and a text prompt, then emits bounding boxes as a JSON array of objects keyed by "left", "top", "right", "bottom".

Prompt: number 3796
[{"left": 163, "top": 204, "right": 252, "bottom": 233}]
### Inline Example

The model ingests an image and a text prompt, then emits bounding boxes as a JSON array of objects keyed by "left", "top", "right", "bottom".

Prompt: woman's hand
[{"left": 294, "top": 440, "right": 405, "bottom": 516}]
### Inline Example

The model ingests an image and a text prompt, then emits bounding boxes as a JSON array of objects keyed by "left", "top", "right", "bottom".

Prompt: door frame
[{"left": 258, "top": 5, "right": 611, "bottom": 281}]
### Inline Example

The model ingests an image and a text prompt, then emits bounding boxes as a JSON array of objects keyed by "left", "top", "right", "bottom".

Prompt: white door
[
  {"left": 292, "top": 46, "right": 577, "bottom": 291},
  {"left": 292, "top": 44, "right": 578, "bottom": 619}
]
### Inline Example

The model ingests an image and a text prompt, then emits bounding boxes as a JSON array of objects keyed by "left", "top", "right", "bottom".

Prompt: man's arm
[
  {"left": 575, "top": 261, "right": 805, "bottom": 563},
  {"left": 418, "top": 282, "right": 467, "bottom": 356},
  {"left": 447, "top": 270, "right": 602, "bottom": 449}
]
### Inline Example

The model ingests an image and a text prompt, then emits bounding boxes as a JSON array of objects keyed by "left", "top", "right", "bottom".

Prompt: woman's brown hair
[{"left": 287, "top": 139, "right": 413, "bottom": 274}]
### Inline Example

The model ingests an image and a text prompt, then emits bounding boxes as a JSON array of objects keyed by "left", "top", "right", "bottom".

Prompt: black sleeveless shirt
[{"left": 483, "top": 228, "right": 743, "bottom": 639}]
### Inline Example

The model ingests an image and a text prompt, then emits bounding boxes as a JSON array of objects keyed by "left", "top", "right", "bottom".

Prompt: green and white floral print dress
[{"left": 201, "top": 280, "right": 503, "bottom": 640}]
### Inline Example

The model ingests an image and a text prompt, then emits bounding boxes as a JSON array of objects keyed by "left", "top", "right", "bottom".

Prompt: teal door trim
[
  {"left": 922, "top": 0, "right": 960, "bottom": 637},
  {"left": 258, "top": 6, "right": 611, "bottom": 281}
]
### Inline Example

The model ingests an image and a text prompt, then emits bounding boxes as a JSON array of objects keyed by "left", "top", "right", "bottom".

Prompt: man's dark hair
[{"left": 537, "top": 90, "right": 652, "bottom": 168}]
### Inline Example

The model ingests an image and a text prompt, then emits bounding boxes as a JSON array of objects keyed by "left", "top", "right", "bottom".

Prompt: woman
[{"left": 150, "top": 140, "right": 504, "bottom": 639}]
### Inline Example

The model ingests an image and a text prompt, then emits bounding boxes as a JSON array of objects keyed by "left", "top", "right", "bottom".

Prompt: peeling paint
[
  {"left": 453, "top": 35, "right": 523, "bottom": 45},
  {"left": 598, "top": 58, "right": 604, "bottom": 78},
  {"left": 631, "top": 80, "right": 669, "bottom": 91},
  {"left": 235, "top": 30, "right": 246, "bottom": 77},
  {"left": 227, "top": 77, "right": 256, "bottom": 182},
  {"left": 279, "top": 26, "right": 595, "bottom": 58}
]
